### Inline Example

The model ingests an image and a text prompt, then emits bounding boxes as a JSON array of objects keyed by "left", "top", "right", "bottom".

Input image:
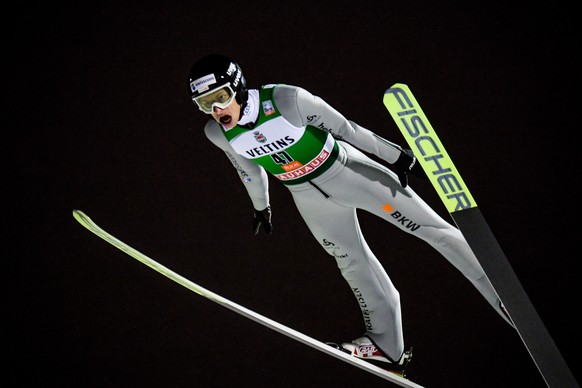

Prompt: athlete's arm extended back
[{"left": 273, "top": 84, "right": 403, "bottom": 164}]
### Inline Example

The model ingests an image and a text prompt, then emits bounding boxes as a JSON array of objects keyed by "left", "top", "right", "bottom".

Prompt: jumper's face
[
  {"left": 192, "top": 83, "right": 240, "bottom": 129},
  {"left": 209, "top": 96, "right": 241, "bottom": 129}
]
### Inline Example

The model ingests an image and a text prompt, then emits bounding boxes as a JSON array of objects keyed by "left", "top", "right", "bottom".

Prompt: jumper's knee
[{"left": 425, "top": 227, "right": 485, "bottom": 281}]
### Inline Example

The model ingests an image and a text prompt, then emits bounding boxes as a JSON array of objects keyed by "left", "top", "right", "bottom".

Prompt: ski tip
[
  {"left": 72, "top": 209, "right": 88, "bottom": 223},
  {"left": 384, "top": 82, "right": 407, "bottom": 93}
]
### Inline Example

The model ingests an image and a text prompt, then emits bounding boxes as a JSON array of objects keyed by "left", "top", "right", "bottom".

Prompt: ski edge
[
  {"left": 72, "top": 210, "right": 424, "bottom": 388},
  {"left": 382, "top": 84, "right": 476, "bottom": 214},
  {"left": 382, "top": 85, "right": 579, "bottom": 388}
]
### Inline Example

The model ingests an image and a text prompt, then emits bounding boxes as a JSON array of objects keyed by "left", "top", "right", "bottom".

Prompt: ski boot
[{"left": 330, "top": 336, "right": 412, "bottom": 378}]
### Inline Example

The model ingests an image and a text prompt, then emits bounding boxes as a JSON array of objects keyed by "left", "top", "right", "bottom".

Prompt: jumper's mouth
[{"left": 219, "top": 115, "right": 232, "bottom": 125}]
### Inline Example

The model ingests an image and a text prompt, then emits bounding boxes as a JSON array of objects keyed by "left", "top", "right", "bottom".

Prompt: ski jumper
[{"left": 204, "top": 84, "right": 512, "bottom": 361}]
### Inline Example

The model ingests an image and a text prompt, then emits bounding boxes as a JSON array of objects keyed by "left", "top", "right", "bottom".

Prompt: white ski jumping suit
[{"left": 203, "top": 84, "right": 512, "bottom": 361}]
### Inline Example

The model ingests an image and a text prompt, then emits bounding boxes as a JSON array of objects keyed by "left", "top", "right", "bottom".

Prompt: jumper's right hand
[{"left": 252, "top": 206, "right": 272, "bottom": 235}]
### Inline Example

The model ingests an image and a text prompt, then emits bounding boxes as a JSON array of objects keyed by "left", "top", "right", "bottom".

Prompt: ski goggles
[{"left": 192, "top": 83, "right": 237, "bottom": 113}]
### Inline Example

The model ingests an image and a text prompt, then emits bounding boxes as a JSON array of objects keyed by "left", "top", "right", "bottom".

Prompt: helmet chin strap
[
  {"left": 236, "top": 89, "right": 259, "bottom": 128},
  {"left": 236, "top": 93, "right": 247, "bottom": 112},
  {"left": 238, "top": 101, "right": 247, "bottom": 122}
]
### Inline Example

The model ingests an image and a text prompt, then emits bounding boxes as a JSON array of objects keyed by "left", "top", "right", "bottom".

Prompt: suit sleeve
[
  {"left": 273, "top": 84, "right": 403, "bottom": 164},
  {"left": 204, "top": 120, "right": 270, "bottom": 211}
]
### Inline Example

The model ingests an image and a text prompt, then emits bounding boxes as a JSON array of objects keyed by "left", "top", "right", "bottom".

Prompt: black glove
[
  {"left": 252, "top": 206, "right": 272, "bottom": 235},
  {"left": 393, "top": 148, "right": 428, "bottom": 188}
]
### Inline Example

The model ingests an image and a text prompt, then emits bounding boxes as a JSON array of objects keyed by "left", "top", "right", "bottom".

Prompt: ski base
[{"left": 72, "top": 210, "right": 424, "bottom": 387}]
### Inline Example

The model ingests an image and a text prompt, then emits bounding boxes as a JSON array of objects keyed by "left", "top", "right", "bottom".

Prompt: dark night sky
[{"left": 9, "top": 2, "right": 578, "bottom": 387}]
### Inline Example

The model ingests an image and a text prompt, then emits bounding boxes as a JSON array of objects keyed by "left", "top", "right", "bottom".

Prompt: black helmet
[{"left": 188, "top": 54, "right": 248, "bottom": 112}]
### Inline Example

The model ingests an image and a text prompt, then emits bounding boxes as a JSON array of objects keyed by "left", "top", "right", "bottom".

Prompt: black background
[{"left": 10, "top": 2, "right": 578, "bottom": 387}]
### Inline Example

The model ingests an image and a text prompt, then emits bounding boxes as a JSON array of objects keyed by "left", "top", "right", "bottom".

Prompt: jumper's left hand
[{"left": 393, "top": 148, "right": 428, "bottom": 188}]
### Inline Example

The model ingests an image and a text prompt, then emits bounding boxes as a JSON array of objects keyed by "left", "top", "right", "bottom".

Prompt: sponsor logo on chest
[{"left": 231, "top": 117, "right": 305, "bottom": 159}]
